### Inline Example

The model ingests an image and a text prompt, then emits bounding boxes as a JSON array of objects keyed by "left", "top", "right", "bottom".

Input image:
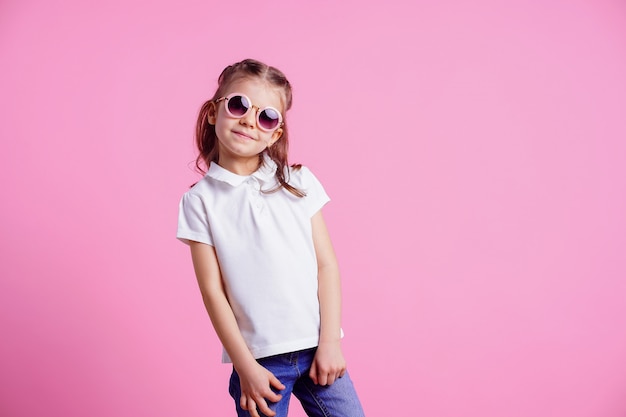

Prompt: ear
[
  {"left": 267, "top": 128, "right": 283, "bottom": 148},
  {"left": 207, "top": 101, "right": 218, "bottom": 125}
]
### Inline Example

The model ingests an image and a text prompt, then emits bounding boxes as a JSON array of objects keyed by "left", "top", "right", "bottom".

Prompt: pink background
[{"left": 2, "top": 0, "right": 626, "bottom": 416}]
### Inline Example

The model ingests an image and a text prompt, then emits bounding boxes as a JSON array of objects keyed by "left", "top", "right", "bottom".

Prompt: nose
[{"left": 239, "top": 106, "right": 257, "bottom": 129}]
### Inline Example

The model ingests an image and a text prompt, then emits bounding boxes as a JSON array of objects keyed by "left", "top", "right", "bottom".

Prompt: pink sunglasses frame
[{"left": 215, "top": 93, "right": 284, "bottom": 132}]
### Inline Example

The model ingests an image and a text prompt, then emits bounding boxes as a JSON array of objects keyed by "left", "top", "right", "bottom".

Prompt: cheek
[
  {"left": 261, "top": 132, "right": 277, "bottom": 145},
  {"left": 214, "top": 114, "right": 231, "bottom": 132}
]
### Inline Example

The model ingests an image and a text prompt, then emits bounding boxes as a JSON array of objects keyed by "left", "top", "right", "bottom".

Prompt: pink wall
[{"left": 2, "top": 0, "right": 626, "bottom": 416}]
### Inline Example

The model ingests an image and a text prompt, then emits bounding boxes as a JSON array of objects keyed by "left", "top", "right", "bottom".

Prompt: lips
[{"left": 232, "top": 130, "right": 255, "bottom": 141}]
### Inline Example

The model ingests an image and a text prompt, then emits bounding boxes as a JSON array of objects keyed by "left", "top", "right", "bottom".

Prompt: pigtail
[
  {"left": 195, "top": 100, "right": 218, "bottom": 175},
  {"left": 263, "top": 123, "right": 306, "bottom": 197}
]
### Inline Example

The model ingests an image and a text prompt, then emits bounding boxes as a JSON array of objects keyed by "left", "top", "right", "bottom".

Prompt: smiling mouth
[{"left": 233, "top": 130, "right": 255, "bottom": 141}]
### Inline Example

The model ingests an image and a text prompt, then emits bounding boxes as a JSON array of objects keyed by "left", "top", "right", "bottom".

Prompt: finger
[
  {"left": 308, "top": 361, "right": 318, "bottom": 385},
  {"left": 246, "top": 398, "right": 260, "bottom": 417},
  {"left": 265, "top": 375, "right": 284, "bottom": 403},
  {"left": 269, "top": 373, "right": 286, "bottom": 391},
  {"left": 265, "top": 389, "right": 282, "bottom": 404},
  {"left": 326, "top": 374, "right": 336, "bottom": 386},
  {"left": 318, "top": 371, "right": 328, "bottom": 386},
  {"left": 256, "top": 397, "right": 276, "bottom": 417}
]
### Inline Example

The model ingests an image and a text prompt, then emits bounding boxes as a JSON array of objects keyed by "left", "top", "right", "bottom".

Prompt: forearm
[
  {"left": 311, "top": 211, "right": 343, "bottom": 344},
  {"left": 310, "top": 215, "right": 347, "bottom": 385},
  {"left": 190, "top": 241, "right": 285, "bottom": 415},
  {"left": 201, "top": 290, "right": 257, "bottom": 371},
  {"left": 317, "top": 263, "right": 342, "bottom": 344}
]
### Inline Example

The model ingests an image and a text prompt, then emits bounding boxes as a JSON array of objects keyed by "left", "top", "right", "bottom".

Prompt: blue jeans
[{"left": 229, "top": 347, "right": 365, "bottom": 417}]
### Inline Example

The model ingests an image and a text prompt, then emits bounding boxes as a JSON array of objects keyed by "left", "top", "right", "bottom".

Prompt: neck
[{"left": 217, "top": 154, "right": 263, "bottom": 176}]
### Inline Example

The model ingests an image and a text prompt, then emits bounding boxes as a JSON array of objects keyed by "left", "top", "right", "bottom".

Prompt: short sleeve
[
  {"left": 299, "top": 167, "right": 330, "bottom": 217},
  {"left": 176, "top": 192, "right": 214, "bottom": 246}
]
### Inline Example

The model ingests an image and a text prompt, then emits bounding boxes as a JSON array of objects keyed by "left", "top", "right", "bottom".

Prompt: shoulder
[
  {"left": 183, "top": 175, "right": 220, "bottom": 197},
  {"left": 286, "top": 165, "right": 322, "bottom": 189},
  {"left": 179, "top": 176, "right": 218, "bottom": 207},
  {"left": 286, "top": 165, "right": 330, "bottom": 209}
]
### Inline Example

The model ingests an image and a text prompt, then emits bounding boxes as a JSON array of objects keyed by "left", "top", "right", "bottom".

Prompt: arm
[
  {"left": 308, "top": 210, "right": 347, "bottom": 386},
  {"left": 189, "top": 241, "right": 284, "bottom": 417}
]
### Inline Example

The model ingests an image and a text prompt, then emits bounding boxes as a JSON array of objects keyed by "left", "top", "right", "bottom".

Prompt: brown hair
[{"left": 194, "top": 59, "right": 304, "bottom": 197}]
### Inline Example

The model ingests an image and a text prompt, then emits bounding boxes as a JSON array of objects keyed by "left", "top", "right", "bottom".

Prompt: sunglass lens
[
  {"left": 259, "top": 108, "right": 280, "bottom": 130},
  {"left": 227, "top": 95, "right": 249, "bottom": 117}
]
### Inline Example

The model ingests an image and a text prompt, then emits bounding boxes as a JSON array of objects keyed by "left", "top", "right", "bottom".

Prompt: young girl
[{"left": 177, "top": 59, "right": 365, "bottom": 417}]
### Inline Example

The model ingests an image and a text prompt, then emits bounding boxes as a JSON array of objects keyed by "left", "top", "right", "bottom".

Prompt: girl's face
[{"left": 208, "top": 77, "right": 285, "bottom": 175}]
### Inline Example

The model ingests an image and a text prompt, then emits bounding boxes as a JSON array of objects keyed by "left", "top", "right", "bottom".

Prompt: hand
[
  {"left": 235, "top": 361, "right": 285, "bottom": 417},
  {"left": 309, "top": 341, "right": 347, "bottom": 386}
]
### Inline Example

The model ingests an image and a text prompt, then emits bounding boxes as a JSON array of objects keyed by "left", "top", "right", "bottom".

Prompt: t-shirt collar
[{"left": 206, "top": 154, "right": 277, "bottom": 187}]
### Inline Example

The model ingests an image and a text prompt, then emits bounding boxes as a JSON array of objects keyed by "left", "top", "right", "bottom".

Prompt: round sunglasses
[{"left": 215, "top": 93, "right": 283, "bottom": 132}]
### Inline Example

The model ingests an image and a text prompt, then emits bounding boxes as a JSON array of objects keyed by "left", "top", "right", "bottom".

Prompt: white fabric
[{"left": 177, "top": 156, "right": 330, "bottom": 362}]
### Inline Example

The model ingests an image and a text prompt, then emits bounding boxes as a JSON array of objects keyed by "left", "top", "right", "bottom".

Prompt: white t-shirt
[{"left": 177, "top": 156, "right": 330, "bottom": 362}]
